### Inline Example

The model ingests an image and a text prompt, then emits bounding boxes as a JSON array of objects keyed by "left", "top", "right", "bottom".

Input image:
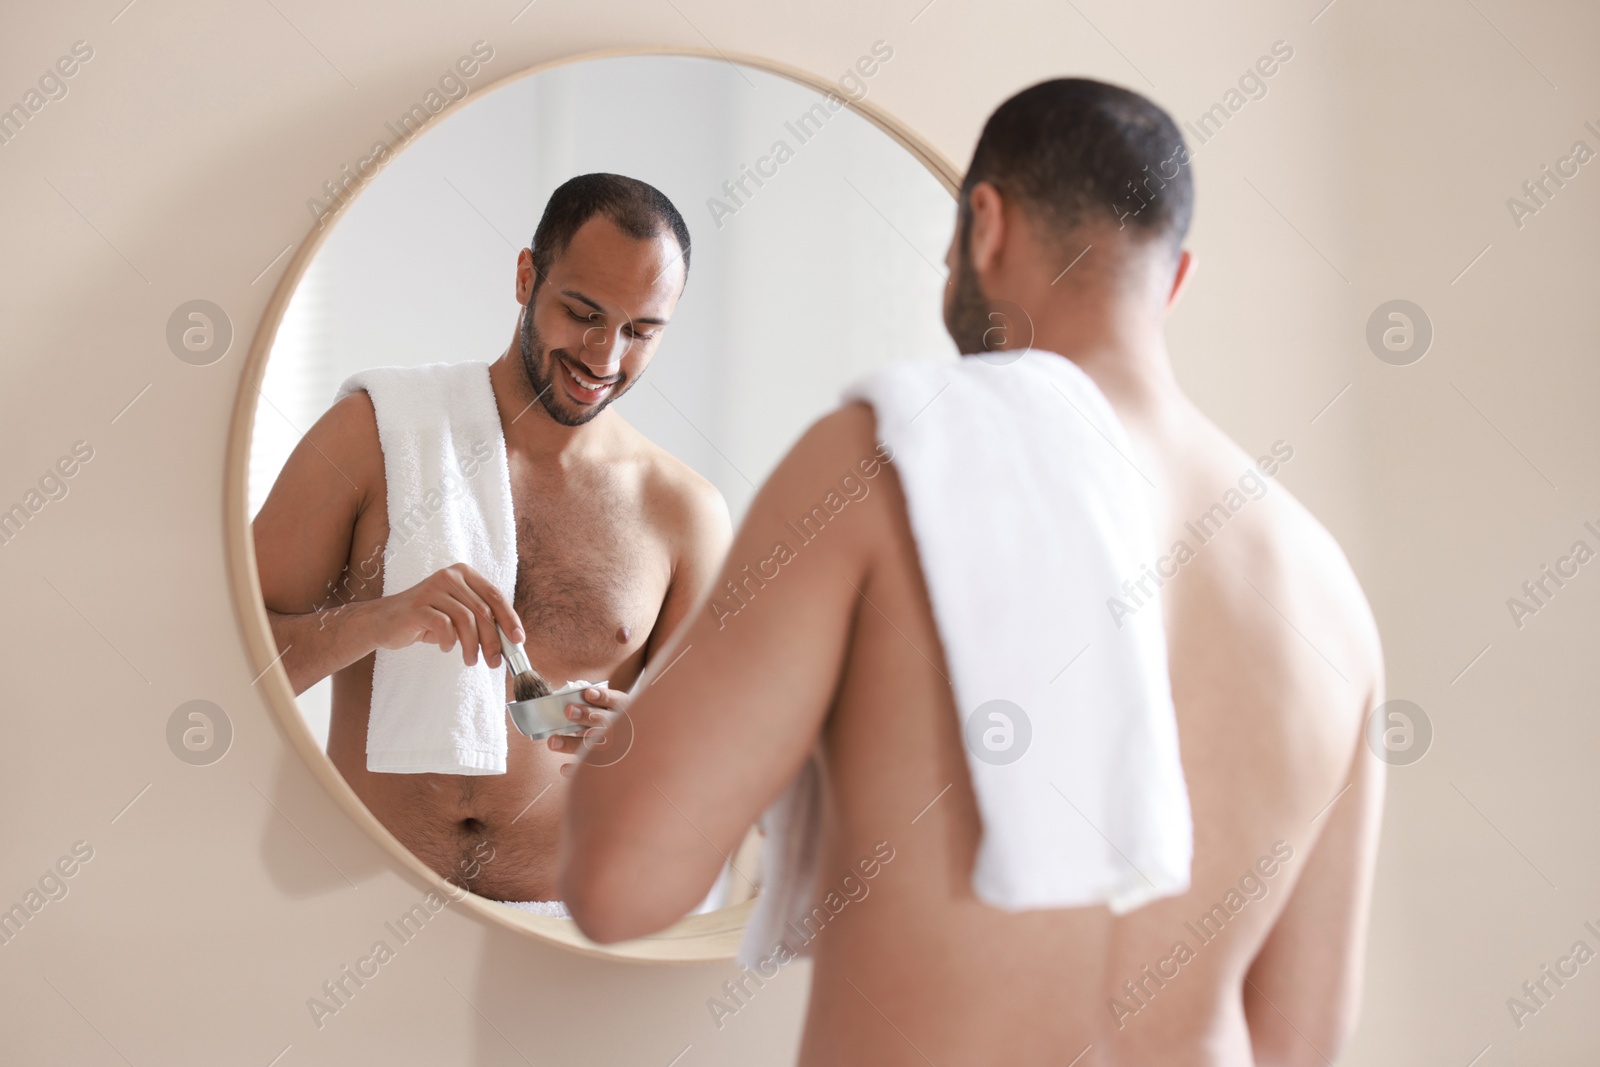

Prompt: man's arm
[
  {"left": 559, "top": 403, "right": 888, "bottom": 943},
  {"left": 254, "top": 392, "right": 384, "bottom": 694},
  {"left": 253, "top": 392, "right": 522, "bottom": 696},
  {"left": 1244, "top": 675, "right": 1387, "bottom": 1066}
]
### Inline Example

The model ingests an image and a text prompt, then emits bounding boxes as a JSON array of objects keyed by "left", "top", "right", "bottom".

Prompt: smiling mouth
[{"left": 558, "top": 357, "right": 619, "bottom": 403}]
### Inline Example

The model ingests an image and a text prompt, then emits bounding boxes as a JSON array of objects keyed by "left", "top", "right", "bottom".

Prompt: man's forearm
[{"left": 266, "top": 597, "right": 384, "bottom": 696}]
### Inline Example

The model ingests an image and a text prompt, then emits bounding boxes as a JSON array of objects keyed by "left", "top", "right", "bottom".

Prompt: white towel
[
  {"left": 501, "top": 900, "right": 572, "bottom": 918},
  {"left": 333, "top": 360, "right": 518, "bottom": 775},
  {"left": 737, "top": 349, "right": 1192, "bottom": 968}
]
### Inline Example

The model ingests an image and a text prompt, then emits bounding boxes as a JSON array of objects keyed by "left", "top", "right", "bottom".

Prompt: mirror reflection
[{"left": 248, "top": 53, "right": 953, "bottom": 920}]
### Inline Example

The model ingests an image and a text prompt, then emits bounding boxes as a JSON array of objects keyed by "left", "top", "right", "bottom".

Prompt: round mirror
[{"left": 236, "top": 50, "right": 957, "bottom": 956}]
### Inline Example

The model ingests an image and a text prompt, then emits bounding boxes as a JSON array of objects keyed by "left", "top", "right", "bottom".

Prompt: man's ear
[
  {"left": 516, "top": 247, "right": 536, "bottom": 305},
  {"left": 1165, "top": 248, "right": 1195, "bottom": 313},
  {"left": 965, "top": 181, "right": 1007, "bottom": 277}
]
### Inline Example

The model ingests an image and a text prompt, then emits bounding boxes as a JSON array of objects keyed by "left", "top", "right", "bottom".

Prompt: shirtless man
[
  {"left": 253, "top": 173, "right": 730, "bottom": 902},
  {"left": 558, "top": 83, "right": 1384, "bottom": 1065}
]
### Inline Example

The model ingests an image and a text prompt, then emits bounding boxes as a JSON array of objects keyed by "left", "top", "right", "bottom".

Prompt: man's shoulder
[
  {"left": 1243, "top": 460, "right": 1384, "bottom": 697},
  {"left": 307, "top": 389, "right": 384, "bottom": 483},
  {"left": 609, "top": 418, "right": 729, "bottom": 539},
  {"left": 765, "top": 402, "right": 888, "bottom": 496},
  {"left": 323, "top": 385, "right": 377, "bottom": 426},
  {"left": 766, "top": 401, "right": 904, "bottom": 553},
  {"left": 1174, "top": 413, "right": 1382, "bottom": 699}
]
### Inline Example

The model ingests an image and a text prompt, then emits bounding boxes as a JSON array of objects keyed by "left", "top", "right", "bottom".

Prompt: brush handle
[{"left": 495, "top": 623, "right": 532, "bottom": 675}]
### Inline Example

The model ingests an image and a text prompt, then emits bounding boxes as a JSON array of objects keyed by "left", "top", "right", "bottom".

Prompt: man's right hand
[{"left": 369, "top": 563, "right": 524, "bottom": 669}]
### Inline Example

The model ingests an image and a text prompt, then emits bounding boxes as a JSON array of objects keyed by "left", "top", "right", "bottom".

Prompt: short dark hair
[
  {"left": 529, "top": 172, "right": 691, "bottom": 285},
  {"left": 962, "top": 78, "right": 1193, "bottom": 252}
]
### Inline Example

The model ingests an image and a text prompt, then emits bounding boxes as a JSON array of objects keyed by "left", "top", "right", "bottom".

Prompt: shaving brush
[{"left": 496, "top": 623, "right": 552, "bottom": 702}]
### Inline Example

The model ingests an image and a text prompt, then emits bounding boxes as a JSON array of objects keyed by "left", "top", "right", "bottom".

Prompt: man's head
[
  {"left": 517, "top": 173, "right": 691, "bottom": 426},
  {"left": 944, "top": 79, "right": 1194, "bottom": 355}
]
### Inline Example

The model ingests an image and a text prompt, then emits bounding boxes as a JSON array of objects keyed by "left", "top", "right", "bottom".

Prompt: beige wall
[
  {"left": 0, "top": 0, "right": 1592, "bottom": 1063},
  {"left": 1333, "top": 2, "right": 1600, "bottom": 1064}
]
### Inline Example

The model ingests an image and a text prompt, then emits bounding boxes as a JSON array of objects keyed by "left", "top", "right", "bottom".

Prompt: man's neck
[
  {"left": 488, "top": 349, "right": 607, "bottom": 461},
  {"left": 1013, "top": 291, "right": 1181, "bottom": 420}
]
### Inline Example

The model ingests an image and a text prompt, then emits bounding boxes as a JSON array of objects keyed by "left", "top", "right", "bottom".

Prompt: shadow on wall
[{"left": 257, "top": 751, "right": 388, "bottom": 901}]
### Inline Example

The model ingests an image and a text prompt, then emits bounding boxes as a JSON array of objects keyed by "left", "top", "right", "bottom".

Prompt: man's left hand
[{"left": 550, "top": 686, "right": 631, "bottom": 773}]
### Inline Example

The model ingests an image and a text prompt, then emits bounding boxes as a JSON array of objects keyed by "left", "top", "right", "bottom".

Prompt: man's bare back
[
  {"left": 560, "top": 81, "right": 1383, "bottom": 1066},
  {"left": 783, "top": 397, "right": 1383, "bottom": 1066},
  {"left": 1097, "top": 397, "right": 1383, "bottom": 1064},
  {"left": 825, "top": 395, "right": 1381, "bottom": 1066}
]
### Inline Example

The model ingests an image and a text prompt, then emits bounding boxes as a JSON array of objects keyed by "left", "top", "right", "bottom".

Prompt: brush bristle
[{"left": 512, "top": 669, "right": 552, "bottom": 702}]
